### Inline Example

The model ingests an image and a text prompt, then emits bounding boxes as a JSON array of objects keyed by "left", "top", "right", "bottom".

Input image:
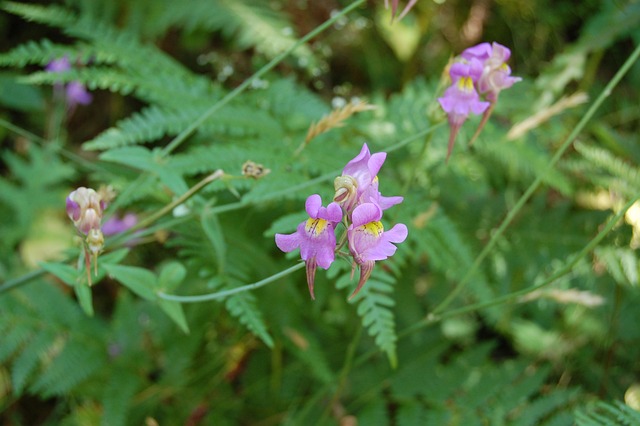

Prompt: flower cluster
[
  {"left": 46, "top": 56, "right": 92, "bottom": 109},
  {"left": 438, "top": 42, "right": 521, "bottom": 161},
  {"left": 276, "top": 144, "right": 407, "bottom": 300},
  {"left": 66, "top": 187, "right": 107, "bottom": 275}
]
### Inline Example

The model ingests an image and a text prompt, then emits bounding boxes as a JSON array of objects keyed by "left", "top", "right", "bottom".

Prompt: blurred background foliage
[{"left": 1, "top": 0, "right": 640, "bottom": 424}]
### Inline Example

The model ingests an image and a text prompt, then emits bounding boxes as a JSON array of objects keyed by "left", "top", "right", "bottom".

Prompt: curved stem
[
  {"left": 157, "top": 262, "right": 305, "bottom": 303},
  {"left": 430, "top": 42, "right": 640, "bottom": 316},
  {"left": 160, "top": 0, "right": 367, "bottom": 156}
]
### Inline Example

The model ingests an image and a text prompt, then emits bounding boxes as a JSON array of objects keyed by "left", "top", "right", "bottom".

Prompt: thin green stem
[
  {"left": 430, "top": 42, "right": 640, "bottom": 316},
  {"left": 0, "top": 117, "right": 104, "bottom": 173},
  {"left": 157, "top": 262, "right": 305, "bottom": 303},
  {"left": 0, "top": 269, "right": 46, "bottom": 295},
  {"left": 134, "top": 170, "right": 223, "bottom": 233},
  {"left": 405, "top": 196, "right": 638, "bottom": 333},
  {"left": 320, "top": 324, "right": 363, "bottom": 424},
  {"left": 160, "top": 0, "right": 367, "bottom": 156}
]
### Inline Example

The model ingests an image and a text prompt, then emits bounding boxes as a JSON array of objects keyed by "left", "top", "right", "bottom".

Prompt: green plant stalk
[
  {"left": 0, "top": 123, "right": 436, "bottom": 293},
  {"left": 342, "top": 196, "right": 638, "bottom": 373},
  {"left": 0, "top": 117, "right": 104, "bottom": 173},
  {"left": 320, "top": 324, "right": 363, "bottom": 424},
  {"left": 409, "top": 196, "right": 638, "bottom": 330},
  {"left": 430, "top": 42, "right": 640, "bottom": 316},
  {"left": 157, "top": 262, "right": 305, "bottom": 303},
  {"left": 160, "top": 0, "right": 367, "bottom": 157}
]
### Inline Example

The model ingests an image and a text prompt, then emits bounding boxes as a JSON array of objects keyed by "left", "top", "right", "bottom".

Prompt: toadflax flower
[
  {"left": 334, "top": 143, "right": 403, "bottom": 215},
  {"left": 66, "top": 187, "right": 107, "bottom": 281},
  {"left": 276, "top": 143, "right": 407, "bottom": 300},
  {"left": 347, "top": 203, "right": 408, "bottom": 299},
  {"left": 461, "top": 42, "right": 522, "bottom": 103},
  {"left": 46, "top": 56, "right": 92, "bottom": 108},
  {"left": 438, "top": 61, "right": 490, "bottom": 162},
  {"left": 438, "top": 42, "right": 520, "bottom": 161},
  {"left": 275, "top": 194, "right": 342, "bottom": 299}
]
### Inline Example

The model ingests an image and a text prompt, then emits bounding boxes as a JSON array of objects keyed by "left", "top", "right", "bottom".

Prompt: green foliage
[
  {"left": 1, "top": 0, "right": 639, "bottom": 424},
  {"left": 575, "top": 400, "right": 640, "bottom": 426}
]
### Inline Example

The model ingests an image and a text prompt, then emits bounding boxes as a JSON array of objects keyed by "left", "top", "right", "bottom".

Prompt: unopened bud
[
  {"left": 66, "top": 187, "right": 105, "bottom": 235},
  {"left": 333, "top": 175, "right": 358, "bottom": 211},
  {"left": 86, "top": 229, "right": 104, "bottom": 257}
]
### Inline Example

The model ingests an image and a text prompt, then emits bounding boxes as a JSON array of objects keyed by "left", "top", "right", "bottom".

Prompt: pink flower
[
  {"left": 347, "top": 203, "right": 408, "bottom": 299},
  {"left": 102, "top": 213, "right": 138, "bottom": 236},
  {"left": 462, "top": 42, "right": 521, "bottom": 102},
  {"left": 334, "top": 143, "right": 403, "bottom": 214},
  {"left": 438, "top": 61, "right": 490, "bottom": 161},
  {"left": 438, "top": 42, "right": 521, "bottom": 162},
  {"left": 46, "top": 56, "right": 92, "bottom": 108},
  {"left": 275, "top": 194, "right": 342, "bottom": 299}
]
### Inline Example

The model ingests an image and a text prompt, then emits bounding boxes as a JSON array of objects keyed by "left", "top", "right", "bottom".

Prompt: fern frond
[
  {"left": 224, "top": 278, "right": 274, "bottom": 348},
  {"left": 84, "top": 104, "right": 283, "bottom": 151},
  {"left": 338, "top": 268, "right": 398, "bottom": 367},
  {"left": 2, "top": 2, "right": 74, "bottom": 28},
  {"left": 594, "top": 246, "right": 639, "bottom": 287},
  {"left": 411, "top": 207, "right": 498, "bottom": 321},
  {"left": 574, "top": 141, "right": 640, "bottom": 196},
  {"left": 101, "top": 372, "right": 141, "bottom": 426},
  {"left": 0, "top": 39, "right": 96, "bottom": 67},
  {"left": 479, "top": 137, "right": 574, "bottom": 195},
  {"left": 575, "top": 400, "right": 640, "bottom": 426},
  {"left": 10, "top": 329, "right": 56, "bottom": 395},
  {"left": 30, "top": 339, "right": 106, "bottom": 397}
]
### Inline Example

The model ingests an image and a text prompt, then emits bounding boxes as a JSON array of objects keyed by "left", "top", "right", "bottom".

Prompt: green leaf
[
  {"left": 74, "top": 282, "right": 94, "bottom": 317},
  {"left": 158, "top": 299, "right": 189, "bottom": 334},
  {"left": 104, "top": 264, "right": 157, "bottom": 301},
  {"left": 201, "top": 208, "right": 226, "bottom": 274},
  {"left": 225, "top": 278, "right": 274, "bottom": 348},
  {"left": 39, "top": 261, "right": 78, "bottom": 287},
  {"left": 157, "top": 261, "right": 187, "bottom": 292}
]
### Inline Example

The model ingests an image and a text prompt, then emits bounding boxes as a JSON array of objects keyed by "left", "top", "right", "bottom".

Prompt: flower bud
[
  {"left": 86, "top": 229, "right": 104, "bottom": 257},
  {"left": 66, "top": 187, "right": 104, "bottom": 235},
  {"left": 333, "top": 175, "right": 358, "bottom": 212}
]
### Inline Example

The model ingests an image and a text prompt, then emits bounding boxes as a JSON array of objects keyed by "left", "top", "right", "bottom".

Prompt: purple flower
[
  {"left": 275, "top": 194, "right": 342, "bottom": 299},
  {"left": 334, "top": 143, "right": 403, "bottom": 214},
  {"left": 102, "top": 213, "right": 138, "bottom": 236},
  {"left": 46, "top": 56, "right": 93, "bottom": 108},
  {"left": 46, "top": 56, "right": 71, "bottom": 73},
  {"left": 462, "top": 42, "right": 521, "bottom": 102},
  {"left": 347, "top": 203, "right": 408, "bottom": 299},
  {"left": 438, "top": 61, "right": 490, "bottom": 161},
  {"left": 65, "top": 81, "right": 93, "bottom": 106},
  {"left": 384, "top": 0, "right": 418, "bottom": 21}
]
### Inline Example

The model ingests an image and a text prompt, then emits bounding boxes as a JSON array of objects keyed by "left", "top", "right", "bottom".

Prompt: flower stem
[
  {"left": 107, "top": 170, "right": 224, "bottom": 250},
  {"left": 160, "top": 0, "right": 367, "bottom": 157},
  {"left": 430, "top": 42, "right": 640, "bottom": 316},
  {"left": 157, "top": 262, "right": 305, "bottom": 303}
]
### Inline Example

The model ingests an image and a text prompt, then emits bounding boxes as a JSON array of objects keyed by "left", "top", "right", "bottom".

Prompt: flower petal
[
  {"left": 305, "top": 194, "right": 322, "bottom": 218},
  {"left": 351, "top": 203, "right": 382, "bottom": 228},
  {"left": 275, "top": 231, "right": 302, "bottom": 253}
]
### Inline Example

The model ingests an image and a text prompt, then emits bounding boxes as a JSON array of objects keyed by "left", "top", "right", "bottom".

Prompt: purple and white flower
[
  {"left": 438, "top": 42, "right": 520, "bottom": 161},
  {"left": 347, "top": 203, "right": 408, "bottom": 299},
  {"left": 275, "top": 194, "right": 342, "bottom": 299},
  {"left": 334, "top": 143, "right": 403, "bottom": 214}
]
